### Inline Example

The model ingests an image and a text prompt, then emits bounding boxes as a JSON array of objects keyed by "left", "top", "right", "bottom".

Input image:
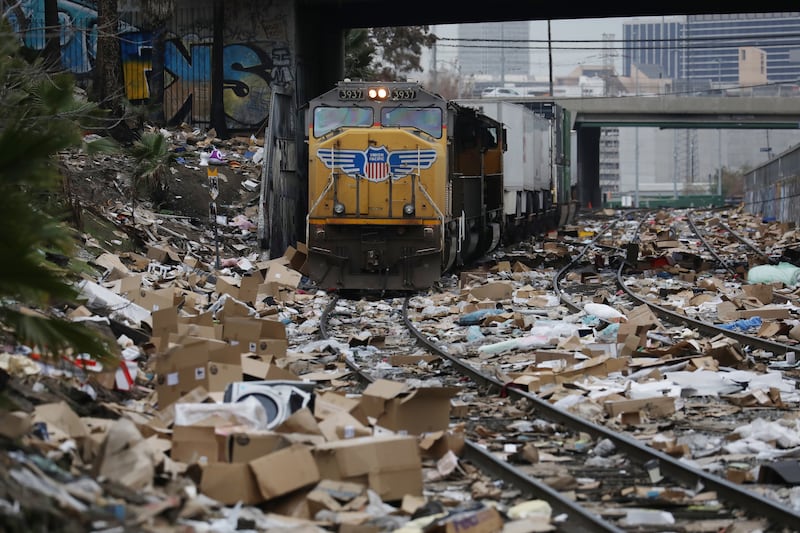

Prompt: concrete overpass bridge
[{"left": 479, "top": 95, "right": 800, "bottom": 210}]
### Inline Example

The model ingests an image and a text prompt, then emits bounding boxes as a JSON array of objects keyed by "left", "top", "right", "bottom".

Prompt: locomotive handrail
[
  {"left": 305, "top": 172, "right": 336, "bottom": 243},
  {"left": 415, "top": 174, "right": 445, "bottom": 252}
]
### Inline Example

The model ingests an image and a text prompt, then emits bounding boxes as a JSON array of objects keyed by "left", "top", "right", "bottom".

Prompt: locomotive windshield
[
  {"left": 313, "top": 106, "right": 373, "bottom": 137},
  {"left": 381, "top": 107, "right": 442, "bottom": 138}
]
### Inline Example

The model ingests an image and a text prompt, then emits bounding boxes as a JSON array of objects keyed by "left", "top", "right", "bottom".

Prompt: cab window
[
  {"left": 313, "top": 107, "right": 373, "bottom": 137},
  {"left": 381, "top": 107, "right": 442, "bottom": 138}
]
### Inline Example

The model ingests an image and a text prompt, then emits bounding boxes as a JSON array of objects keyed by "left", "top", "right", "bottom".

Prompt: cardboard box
[
  {"left": 147, "top": 244, "right": 181, "bottom": 264},
  {"left": 738, "top": 306, "right": 790, "bottom": 320},
  {"left": 171, "top": 424, "right": 227, "bottom": 464},
  {"left": 264, "top": 262, "right": 302, "bottom": 288},
  {"left": 603, "top": 396, "right": 675, "bottom": 417},
  {"left": 200, "top": 463, "right": 262, "bottom": 505},
  {"left": 555, "top": 355, "right": 629, "bottom": 383},
  {"left": 0, "top": 411, "right": 31, "bottom": 439},
  {"left": 314, "top": 391, "right": 368, "bottom": 425},
  {"left": 155, "top": 338, "right": 242, "bottom": 409},
  {"left": 250, "top": 443, "right": 320, "bottom": 499},
  {"left": 313, "top": 435, "right": 423, "bottom": 501},
  {"left": 428, "top": 505, "right": 504, "bottom": 533},
  {"left": 222, "top": 316, "right": 288, "bottom": 356},
  {"left": 461, "top": 281, "right": 513, "bottom": 300},
  {"left": 283, "top": 243, "right": 308, "bottom": 275},
  {"left": 360, "top": 379, "right": 458, "bottom": 435}
]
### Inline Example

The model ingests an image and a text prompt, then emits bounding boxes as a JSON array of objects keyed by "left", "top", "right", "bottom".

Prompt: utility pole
[
  {"left": 500, "top": 23, "right": 506, "bottom": 86},
  {"left": 634, "top": 65, "right": 639, "bottom": 208},
  {"left": 548, "top": 20, "right": 553, "bottom": 96}
]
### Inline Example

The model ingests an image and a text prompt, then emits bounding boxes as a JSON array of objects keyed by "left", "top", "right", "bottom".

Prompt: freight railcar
[
  {"left": 455, "top": 99, "right": 561, "bottom": 242},
  {"left": 304, "top": 80, "right": 568, "bottom": 291}
]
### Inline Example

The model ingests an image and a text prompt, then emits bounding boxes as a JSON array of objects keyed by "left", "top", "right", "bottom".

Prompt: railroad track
[{"left": 315, "top": 271, "right": 800, "bottom": 531}]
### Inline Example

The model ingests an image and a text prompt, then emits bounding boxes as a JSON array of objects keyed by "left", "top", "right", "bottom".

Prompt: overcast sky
[{"left": 426, "top": 17, "right": 632, "bottom": 80}]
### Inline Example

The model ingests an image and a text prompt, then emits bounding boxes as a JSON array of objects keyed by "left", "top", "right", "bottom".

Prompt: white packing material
[
  {"left": 174, "top": 396, "right": 268, "bottom": 430},
  {"left": 76, "top": 279, "right": 151, "bottom": 328}
]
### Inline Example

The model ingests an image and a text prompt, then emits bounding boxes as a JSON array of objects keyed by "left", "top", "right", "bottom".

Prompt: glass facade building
[
  {"left": 623, "top": 13, "right": 800, "bottom": 87},
  {"left": 457, "top": 21, "right": 530, "bottom": 81}
]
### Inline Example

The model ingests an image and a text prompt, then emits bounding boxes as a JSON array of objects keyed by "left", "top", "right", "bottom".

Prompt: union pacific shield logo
[
  {"left": 317, "top": 146, "right": 437, "bottom": 182},
  {"left": 365, "top": 147, "right": 390, "bottom": 181}
]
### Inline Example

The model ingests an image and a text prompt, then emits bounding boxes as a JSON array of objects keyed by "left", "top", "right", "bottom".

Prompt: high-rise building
[
  {"left": 457, "top": 22, "right": 530, "bottom": 83},
  {"left": 622, "top": 16, "right": 684, "bottom": 80},
  {"left": 623, "top": 13, "right": 800, "bottom": 90}
]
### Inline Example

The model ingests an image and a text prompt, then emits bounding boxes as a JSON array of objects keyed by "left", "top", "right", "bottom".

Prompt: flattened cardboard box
[
  {"left": 604, "top": 396, "right": 675, "bottom": 417},
  {"left": 360, "top": 379, "right": 458, "bottom": 435},
  {"left": 313, "top": 435, "right": 422, "bottom": 502}
]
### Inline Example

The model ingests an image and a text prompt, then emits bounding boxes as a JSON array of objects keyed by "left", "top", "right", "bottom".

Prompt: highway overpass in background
[{"left": 503, "top": 96, "right": 800, "bottom": 209}]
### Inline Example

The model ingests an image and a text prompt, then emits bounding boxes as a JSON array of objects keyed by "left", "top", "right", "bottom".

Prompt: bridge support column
[{"left": 577, "top": 127, "right": 601, "bottom": 210}]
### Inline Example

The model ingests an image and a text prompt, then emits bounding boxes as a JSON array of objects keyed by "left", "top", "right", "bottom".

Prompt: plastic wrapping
[
  {"left": 747, "top": 262, "right": 800, "bottom": 286},
  {"left": 174, "top": 396, "right": 268, "bottom": 429}
]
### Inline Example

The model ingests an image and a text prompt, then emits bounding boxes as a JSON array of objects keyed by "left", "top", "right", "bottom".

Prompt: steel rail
[{"left": 320, "top": 292, "right": 624, "bottom": 532}]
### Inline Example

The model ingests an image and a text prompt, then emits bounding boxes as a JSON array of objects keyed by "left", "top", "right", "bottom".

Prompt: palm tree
[
  {"left": 129, "top": 131, "right": 176, "bottom": 223},
  {"left": 0, "top": 21, "right": 115, "bottom": 363}
]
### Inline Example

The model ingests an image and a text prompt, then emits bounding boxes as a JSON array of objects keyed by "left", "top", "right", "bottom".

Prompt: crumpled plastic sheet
[{"left": 174, "top": 396, "right": 268, "bottom": 429}]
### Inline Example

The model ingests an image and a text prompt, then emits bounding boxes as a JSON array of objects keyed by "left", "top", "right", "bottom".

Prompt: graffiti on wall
[{"left": 7, "top": 0, "right": 294, "bottom": 130}]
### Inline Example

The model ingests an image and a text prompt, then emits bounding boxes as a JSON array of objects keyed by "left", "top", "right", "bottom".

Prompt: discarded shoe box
[
  {"left": 313, "top": 434, "right": 423, "bottom": 502},
  {"left": 359, "top": 379, "right": 458, "bottom": 435}
]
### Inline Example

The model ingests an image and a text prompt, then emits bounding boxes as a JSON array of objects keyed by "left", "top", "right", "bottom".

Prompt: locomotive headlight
[
  {"left": 333, "top": 202, "right": 345, "bottom": 215},
  {"left": 402, "top": 203, "right": 415, "bottom": 216},
  {"left": 368, "top": 86, "right": 388, "bottom": 100}
]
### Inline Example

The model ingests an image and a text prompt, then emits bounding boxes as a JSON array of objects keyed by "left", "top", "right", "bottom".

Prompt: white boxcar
[{"left": 455, "top": 100, "right": 553, "bottom": 218}]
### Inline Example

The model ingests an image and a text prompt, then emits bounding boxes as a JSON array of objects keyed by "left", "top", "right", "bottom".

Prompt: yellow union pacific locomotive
[{"left": 305, "top": 80, "right": 506, "bottom": 291}]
